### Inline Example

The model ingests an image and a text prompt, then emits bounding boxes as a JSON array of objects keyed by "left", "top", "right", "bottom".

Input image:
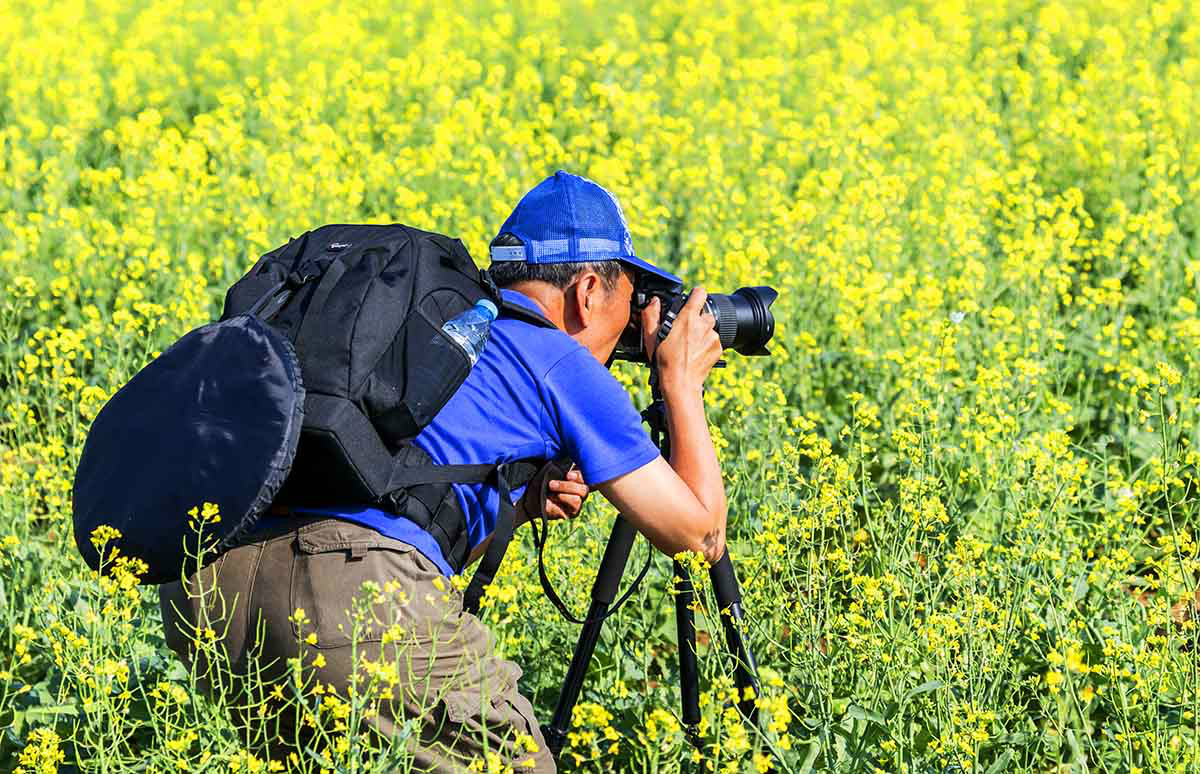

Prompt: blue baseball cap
[{"left": 489, "top": 170, "right": 682, "bottom": 285}]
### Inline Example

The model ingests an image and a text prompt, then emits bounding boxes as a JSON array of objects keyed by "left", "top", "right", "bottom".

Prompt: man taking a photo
[{"left": 160, "top": 170, "right": 727, "bottom": 773}]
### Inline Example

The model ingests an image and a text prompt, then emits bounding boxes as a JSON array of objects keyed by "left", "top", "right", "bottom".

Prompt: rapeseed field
[{"left": 2, "top": 0, "right": 1199, "bottom": 771}]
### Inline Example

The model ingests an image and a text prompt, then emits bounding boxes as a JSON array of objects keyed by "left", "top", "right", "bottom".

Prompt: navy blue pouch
[{"left": 72, "top": 315, "right": 304, "bottom": 584}]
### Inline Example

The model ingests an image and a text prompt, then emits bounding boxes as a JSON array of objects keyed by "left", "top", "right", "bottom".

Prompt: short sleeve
[{"left": 541, "top": 349, "right": 661, "bottom": 486}]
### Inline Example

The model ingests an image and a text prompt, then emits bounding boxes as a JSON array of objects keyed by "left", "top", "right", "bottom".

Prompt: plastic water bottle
[{"left": 441, "top": 299, "right": 499, "bottom": 365}]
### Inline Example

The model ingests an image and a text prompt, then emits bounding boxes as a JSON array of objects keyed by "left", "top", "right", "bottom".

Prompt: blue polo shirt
[{"left": 259, "top": 288, "right": 660, "bottom": 576}]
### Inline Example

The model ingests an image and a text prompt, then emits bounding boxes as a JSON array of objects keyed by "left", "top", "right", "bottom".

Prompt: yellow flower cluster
[{"left": 12, "top": 728, "right": 65, "bottom": 774}]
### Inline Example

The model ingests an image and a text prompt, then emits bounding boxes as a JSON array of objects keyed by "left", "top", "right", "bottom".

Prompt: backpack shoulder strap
[
  {"left": 461, "top": 461, "right": 520, "bottom": 615},
  {"left": 477, "top": 269, "right": 556, "bottom": 330},
  {"left": 384, "top": 455, "right": 544, "bottom": 616},
  {"left": 499, "top": 298, "right": 556, "bottom": 329}
]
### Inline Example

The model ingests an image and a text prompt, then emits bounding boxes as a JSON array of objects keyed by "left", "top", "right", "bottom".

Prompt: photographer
[{"left": 159, "top": 171, "right": 727, "bottom": 773}]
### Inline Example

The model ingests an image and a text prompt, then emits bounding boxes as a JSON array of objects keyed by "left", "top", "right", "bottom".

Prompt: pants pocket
[
  {"left": 289, "top": 518, "right": 420, "bottom": 649},
  {"left": 439, "top": 687, "right": 552, "bottom": 772}
]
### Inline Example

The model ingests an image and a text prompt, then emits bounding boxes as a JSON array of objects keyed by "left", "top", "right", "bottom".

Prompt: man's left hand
[
  {"left": 543, "top": 467, "right": 589, "bottom": 520},
  {"left": 518, "top": 464, "right": 590, "bottom": 526}
]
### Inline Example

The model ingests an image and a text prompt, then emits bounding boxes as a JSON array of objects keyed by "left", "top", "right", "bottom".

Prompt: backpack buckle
[
  {"left": 286, "top": 269, "right": 313, "bottom": 288},
  {"left": 382, "top": 488, "right": 409, "bottom": 515}
]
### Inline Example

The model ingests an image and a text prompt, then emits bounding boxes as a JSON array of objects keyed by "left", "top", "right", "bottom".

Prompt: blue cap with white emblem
[{"left": 489, "top": 170, "right": 682, "bottom": 285}]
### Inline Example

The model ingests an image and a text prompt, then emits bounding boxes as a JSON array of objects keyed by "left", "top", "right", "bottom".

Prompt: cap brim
[{"left": 619, "top": 255, "right": 682, "bottom": 286}]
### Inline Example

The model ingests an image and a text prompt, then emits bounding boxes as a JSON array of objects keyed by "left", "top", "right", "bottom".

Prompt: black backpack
[{"left": 73, "top": 224, "right": 553, "bottom": 612}]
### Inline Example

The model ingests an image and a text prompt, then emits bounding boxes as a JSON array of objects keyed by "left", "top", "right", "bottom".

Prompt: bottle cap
[{"left": 476, "top": 299, "right": 499, "bottom": 321}]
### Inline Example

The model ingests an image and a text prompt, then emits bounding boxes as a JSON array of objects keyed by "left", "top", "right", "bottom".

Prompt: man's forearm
[{"left": 661, "top": 385, "right": 727, "bottom": 555}]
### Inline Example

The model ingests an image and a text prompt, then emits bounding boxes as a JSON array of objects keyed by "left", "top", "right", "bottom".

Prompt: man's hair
[{"left": 487, "top": 233, "right": 625, "bottom": 290}]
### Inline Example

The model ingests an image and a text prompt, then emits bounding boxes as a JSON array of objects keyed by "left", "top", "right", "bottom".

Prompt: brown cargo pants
[{"left": 158, "top": 515, "right": 556, "bottom": 773}]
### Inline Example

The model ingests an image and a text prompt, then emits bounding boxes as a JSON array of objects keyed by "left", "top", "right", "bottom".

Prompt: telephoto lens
[
  {"left": 655, "top": 286, "right": 779, "bottom": 356},
  {"left": 701, "top": 287, "right": 778, "bottom": 356}
]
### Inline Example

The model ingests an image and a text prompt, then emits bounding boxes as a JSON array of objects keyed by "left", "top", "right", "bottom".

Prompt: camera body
[{"left": 611, "top": 274, "right": 778, "bottom": 364}]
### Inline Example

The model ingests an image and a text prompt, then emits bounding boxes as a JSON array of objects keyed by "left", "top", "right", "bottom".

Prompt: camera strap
[{"left": 526, "top": 469, "right": 654, "bottom": 625}]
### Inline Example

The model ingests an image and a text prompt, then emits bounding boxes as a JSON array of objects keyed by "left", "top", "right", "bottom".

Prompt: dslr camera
[{"left": 612, "top": 273, "right": 779, "bottom": 364}]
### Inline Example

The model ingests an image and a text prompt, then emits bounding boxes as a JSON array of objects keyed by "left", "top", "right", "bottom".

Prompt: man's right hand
[{"left": 640, "top": 288, "right": 723, "bottom": 398}]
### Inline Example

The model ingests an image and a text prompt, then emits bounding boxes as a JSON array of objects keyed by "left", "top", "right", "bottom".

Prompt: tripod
[{"left": 540, "top": 370, "right": 765, "bottom": 760}]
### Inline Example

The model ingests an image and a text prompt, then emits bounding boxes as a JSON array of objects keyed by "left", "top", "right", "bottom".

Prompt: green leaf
[
  {"left": 304, "top": 747, "right": 335, "bottom": 767},
  {"left": 797, "top": 738, "right": 822, "bottom": 774},
  {"left": 846, "top": 704, "right": 886, "bottom": 726},
  {"left": 903, "top": 680, "right": 943, "bottom": 703},
  {"left": 8, "top": 709, "right": 25, "bottom": 739},
  {"left": 984, "top": 749, "right": 1015, "bottom": 774},
  {"left": 1071, "top": 572, "right": 1089, "bottom": 604},
  {"left": 23, "top": 702, "right": 78, "bottom": 718},
  {"left": 1065, "top": 728, "right": 1089, "bottom": 771}
]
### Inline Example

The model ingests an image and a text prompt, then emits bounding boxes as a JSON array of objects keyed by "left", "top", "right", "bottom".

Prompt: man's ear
[{"left": 571, "top": 271, "right": 604, "bottom": 327}]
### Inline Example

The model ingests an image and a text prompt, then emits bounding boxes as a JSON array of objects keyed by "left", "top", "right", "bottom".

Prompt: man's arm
[
  {"left": 599, "top": 289, "right": 727, "bottom": 564},
  {"left": 468, "top": 289, "right": 725, "bottom": 569}
]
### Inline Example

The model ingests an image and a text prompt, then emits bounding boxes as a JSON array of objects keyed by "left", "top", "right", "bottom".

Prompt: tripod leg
[
  {"left": 543, "top": 517, "right": 637, "bottom": 757},
  {"left": 710, "top": 552, "right": 761, "bottom": 723},
  {"left": 673, "top": 561, "right": 703, "bottom": 748}
]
